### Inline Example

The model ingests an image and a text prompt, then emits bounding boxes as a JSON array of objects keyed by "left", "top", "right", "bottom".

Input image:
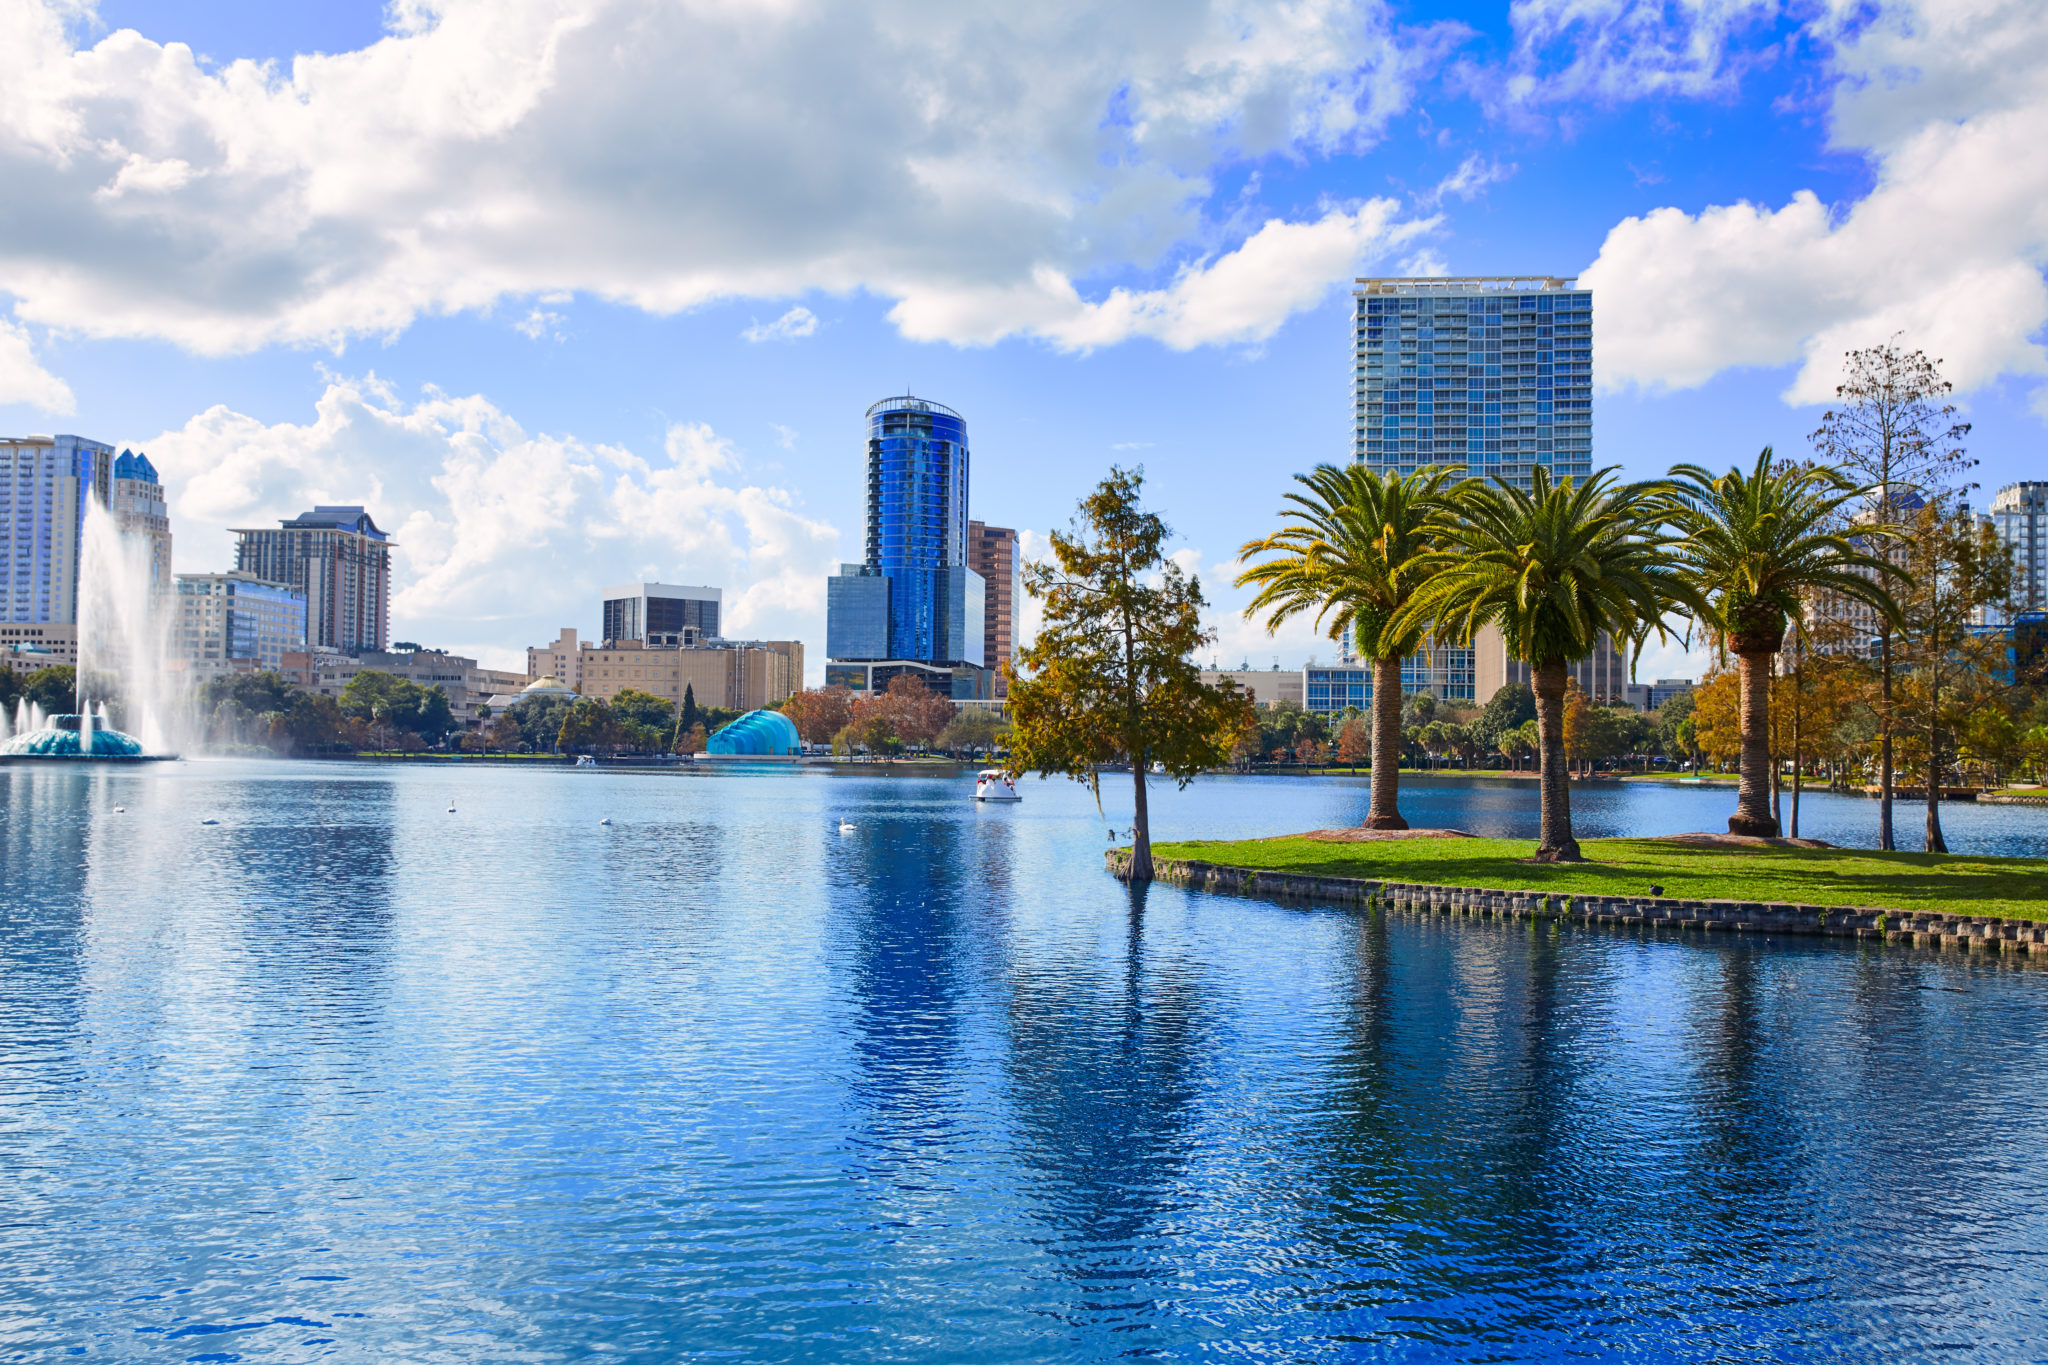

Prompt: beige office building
[
  {"left": 1473, "top": 623, "right": 1632, "bottom": 704},
  {"left": 527, "top": 627, "right": 585, "bottom": 691},
  {"left": 576, "top": 639, "right": 804, "bottom": 711}
]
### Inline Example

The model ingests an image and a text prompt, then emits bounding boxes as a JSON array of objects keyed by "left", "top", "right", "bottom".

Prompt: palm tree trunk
[
  {"left": 1729, "top": 647, "right": 1779, "bottom": 837},
  {"left": 1365, "top": 654, "right": 1408, "bottom": 829},
  {"left": 1531, "top": 659, "right": 1580, "bottom": 862},
  {"left": 1925, "top": 710, "right": 1946, "bottom": 855}
]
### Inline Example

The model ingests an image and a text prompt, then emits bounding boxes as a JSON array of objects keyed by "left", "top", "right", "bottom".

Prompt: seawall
[{"left": 1107, "top": 850, "right": 2048, "bottom": 958}]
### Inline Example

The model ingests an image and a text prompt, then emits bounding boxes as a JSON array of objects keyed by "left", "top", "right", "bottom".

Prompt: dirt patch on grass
[
  {"left": 1644, "top": 832, "right": 1836, "bottom": 850},
  {"left": 1273, "top": 828, "right": 1477, "bottom": 843}
]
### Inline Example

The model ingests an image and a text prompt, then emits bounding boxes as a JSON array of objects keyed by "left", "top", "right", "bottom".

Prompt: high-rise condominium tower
[
  {"left": 1988, "top": 482, "right": 2048, "bottom": 613},
  {"left": 1, "top": 436, "right": 170, "bottom": 629},
  {"left": 826, "top": 396, "right": 984, "bottom": 680},
  {"left": 1353, "top": 277, "right": 1593, "bottom": 488},
  {"left": 232, "top": 505, "right": 393, "bottom": 654}
]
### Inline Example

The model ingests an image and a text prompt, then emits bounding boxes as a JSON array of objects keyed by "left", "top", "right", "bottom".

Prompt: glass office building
[
  {"left": 1353, "top": 277, "right": 1593, "bottom": 489},
  {"left": 828, "top": 396, "right": 983, "bottom": 670}
]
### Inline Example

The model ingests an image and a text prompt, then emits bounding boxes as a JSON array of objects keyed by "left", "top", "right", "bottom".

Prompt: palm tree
[
  {"left": 1393, "top": 466, "right": 1695, "bottom": 862},
  {"left": 1236, "top": 464, "right": 1470, "bottom": 829},
  {"left": 1670, "top": 449, "right": 1904, "bottom": 838}
]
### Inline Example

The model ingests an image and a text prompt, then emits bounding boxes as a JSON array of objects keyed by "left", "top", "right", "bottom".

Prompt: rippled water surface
[{"left": 4, "top": 761, "right": 2048, "bottom": 1363}]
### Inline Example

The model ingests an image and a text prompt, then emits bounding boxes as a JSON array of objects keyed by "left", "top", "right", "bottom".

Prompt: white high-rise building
[
  {"left": 1354, "top": 277, "right": 1593, "bottom": 489},
  {"left": 1988, "top": 482, "right": 2048, "bottom": 615}
]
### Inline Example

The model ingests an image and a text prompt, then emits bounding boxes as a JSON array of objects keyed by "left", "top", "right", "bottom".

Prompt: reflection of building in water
[{"left": 831, "top": 815, "right": 977, "bottom": 1165}]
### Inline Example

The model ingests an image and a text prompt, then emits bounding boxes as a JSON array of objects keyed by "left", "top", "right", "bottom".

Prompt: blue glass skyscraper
[
  {"left": 1353, "top": 276, "right": 1593, "bottom": 488},
  {"left": 825, "top": 396, "right": 983, "bottom": 680}
]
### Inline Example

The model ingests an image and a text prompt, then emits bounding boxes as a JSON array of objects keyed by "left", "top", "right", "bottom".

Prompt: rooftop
[{"left": 1353, "top": 277, "right": 1578, "bottom": 294}]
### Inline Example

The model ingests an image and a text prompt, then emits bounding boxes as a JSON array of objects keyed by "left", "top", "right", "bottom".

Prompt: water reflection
[
  {"left": 1003, "top": 878, "right": 1214, "bottom": 1314},
  {"left": 3, "top": 763, "right": 2048, "bottom": 1362}
]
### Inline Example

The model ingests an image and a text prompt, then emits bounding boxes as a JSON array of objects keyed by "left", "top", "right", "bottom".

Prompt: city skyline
[{"left": 0, "top": 2, "right": 2044, "bottom": 684}]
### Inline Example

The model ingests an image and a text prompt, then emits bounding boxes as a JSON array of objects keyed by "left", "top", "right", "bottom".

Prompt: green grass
[{"left": 1148, "top": 835, "right": 2048, "bottom": 920}]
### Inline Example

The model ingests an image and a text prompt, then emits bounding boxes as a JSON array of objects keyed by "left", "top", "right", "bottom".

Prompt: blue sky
[{"left": 3, "top": 0, "right": 2044, "bottom": 680}]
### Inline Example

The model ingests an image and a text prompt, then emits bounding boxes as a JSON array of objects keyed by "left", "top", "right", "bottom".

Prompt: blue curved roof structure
[{"left": 706, "top": 709, "right": 801, "bottom": 757}]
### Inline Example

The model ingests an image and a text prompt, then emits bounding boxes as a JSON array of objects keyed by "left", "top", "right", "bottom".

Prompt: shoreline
[{"left": 1110, "top": 847, "right": 2048, "bottom": 959}]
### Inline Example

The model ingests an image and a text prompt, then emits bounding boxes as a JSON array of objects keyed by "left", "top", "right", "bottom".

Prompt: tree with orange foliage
[{"left": 781, "top": 685, "right": 855, "bottom": 746}]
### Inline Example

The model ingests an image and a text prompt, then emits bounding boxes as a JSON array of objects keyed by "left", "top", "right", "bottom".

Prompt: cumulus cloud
[
  {"left": 741, "top": 306, "right": 818, "bottom": 342},
  {"left": 0, "top": 317, "right": 73, "bottom": 412},
  {"left": 0, "top": 0, "right": 1447, "bottom": 355},
  {"left": 145, "top": 376, "right": 839, "bottom": 670},
  {"left": 889, "top": 202, "right": 1435, "bottom": 350},
  {"left": 1582, "top": 0, "right": 2048, "bottom": 405}
]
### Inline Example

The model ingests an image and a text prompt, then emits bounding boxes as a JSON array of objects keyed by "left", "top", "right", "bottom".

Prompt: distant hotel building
[
  {"left": 232, "top": 505, "right": 392, "bottom": 654},
  {"left": 172, "top": 571, "right": 307, "bottom": 680},
  {"left": 967, "top": 521, "right": 1019, "bottom": 696},
  {"left": 1, "top": 438, "right": 172, "bottom": 664},
  {"left": 825, "top": 396, "right": 988, "bottom": 699}
]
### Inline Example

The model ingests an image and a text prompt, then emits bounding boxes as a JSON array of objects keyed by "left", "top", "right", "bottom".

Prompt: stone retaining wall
[{"left": 1106, "top": 851, "right": 2048, "bottom": 958}]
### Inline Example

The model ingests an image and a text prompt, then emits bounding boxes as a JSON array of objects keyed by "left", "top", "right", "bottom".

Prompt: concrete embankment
[{"left": 1107, "top": 850, "right": 2048, "bottom": 958}]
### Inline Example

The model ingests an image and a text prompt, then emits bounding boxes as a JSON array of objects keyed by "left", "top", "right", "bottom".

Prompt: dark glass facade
[{"left": 603, "top": 591, "right": 718, "bottom": 646}]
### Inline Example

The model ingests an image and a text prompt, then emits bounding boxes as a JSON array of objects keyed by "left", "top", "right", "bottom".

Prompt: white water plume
[{"left": 75, "top": 500, "right": 177, "bottom": 753}]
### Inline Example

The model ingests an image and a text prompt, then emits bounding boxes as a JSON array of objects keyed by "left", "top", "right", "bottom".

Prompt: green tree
[
  {"left": 1893, "top": 498, "right": 2014, "bottom": 851},
  {"left": 1670, "top": 449, "right": 1904, "bottom": 837},
  {"left": 557, "top": 697, "right": 618, "bottom": 753},
  {"left": 938, "top": 707, "right": 1005, "bottom": 755},
  {"left": 611, "top": 688, "right": 675, "bottom": 731},
  {"left": 509, "top": 694, "right": 573, "bottom": 752},
  {"left": 675, "top": 683, "right": 702, "bottom": 745},
  {"left": 1237, "top": 464, "right": 1470, "bottom": 829},
  {"left": 23, "top": 665, "right": 75, "bottom": 715},
  {"left": 1007, "top": 466, "right": 1254, "bottom": 881},
  {"left": 1394, "top": 467, "right": 1692, "bottom": 862},
  {"left": 1809, "top": 339, "right": 1974, "bottom": 848},
  {"left": 1474, "top": 683, "right": 1535, "bottom": 751}
]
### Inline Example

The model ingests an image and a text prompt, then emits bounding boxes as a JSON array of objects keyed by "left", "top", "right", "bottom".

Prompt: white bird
[
  {"left": 599, "top": 817, "right": 613, "bottom": 826},
  {"left": 112, "top": 806, "right": 125, "bottom": 814},
  {"left": 447, "top": 805, "right": 457, "bottom": 813},
  {"left": 838, "top": 819, "right": 856, "bottom": 833}
]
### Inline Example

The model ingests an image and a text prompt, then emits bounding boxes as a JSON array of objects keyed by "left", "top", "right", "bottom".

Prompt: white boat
[
  {"left": 974, "top": 769, "right": 1022, "bottom": 802},
  {"left": 574, "top": 754, "right": 597, "bottom": 767}
]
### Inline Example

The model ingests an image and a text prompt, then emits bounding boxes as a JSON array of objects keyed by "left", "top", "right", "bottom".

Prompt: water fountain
[{"left": 1, "top": 500, "right": 176, "bottom": 763}]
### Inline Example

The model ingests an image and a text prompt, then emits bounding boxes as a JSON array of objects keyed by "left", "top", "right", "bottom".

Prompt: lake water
[{"left": 4, "top": 760, "right": 2048, "bottom": 1362}]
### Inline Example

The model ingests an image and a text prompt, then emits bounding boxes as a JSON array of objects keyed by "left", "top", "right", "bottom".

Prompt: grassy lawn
[{"left": 1148, "top": 835, "right": 2048, "bottom": 920}]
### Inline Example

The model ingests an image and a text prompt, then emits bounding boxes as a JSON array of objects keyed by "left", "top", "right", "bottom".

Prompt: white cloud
[
  {"left": 0, "top": 317, "right": 74, "bottom": 412},
  {"left": 145, "top": 375, "right": 840, "bottom": 672},
  {"left": 0, "top": 0, "right": 1446, "bottom": 355},
  {"left": 1496, "top": 0, "right": 1784, "bottom": 105},
  {"left": 1581, "top": 0, "right": 2048, "bottom": 406},
  {"left": 888, "top": 201, "right": 1436, "bottom": 350},
  {"left": 741, "top": 306, "right": 818, "bottom": 342},
  {"left": 1421, "top": 152, "right": 1514, "bottom": 206}
]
